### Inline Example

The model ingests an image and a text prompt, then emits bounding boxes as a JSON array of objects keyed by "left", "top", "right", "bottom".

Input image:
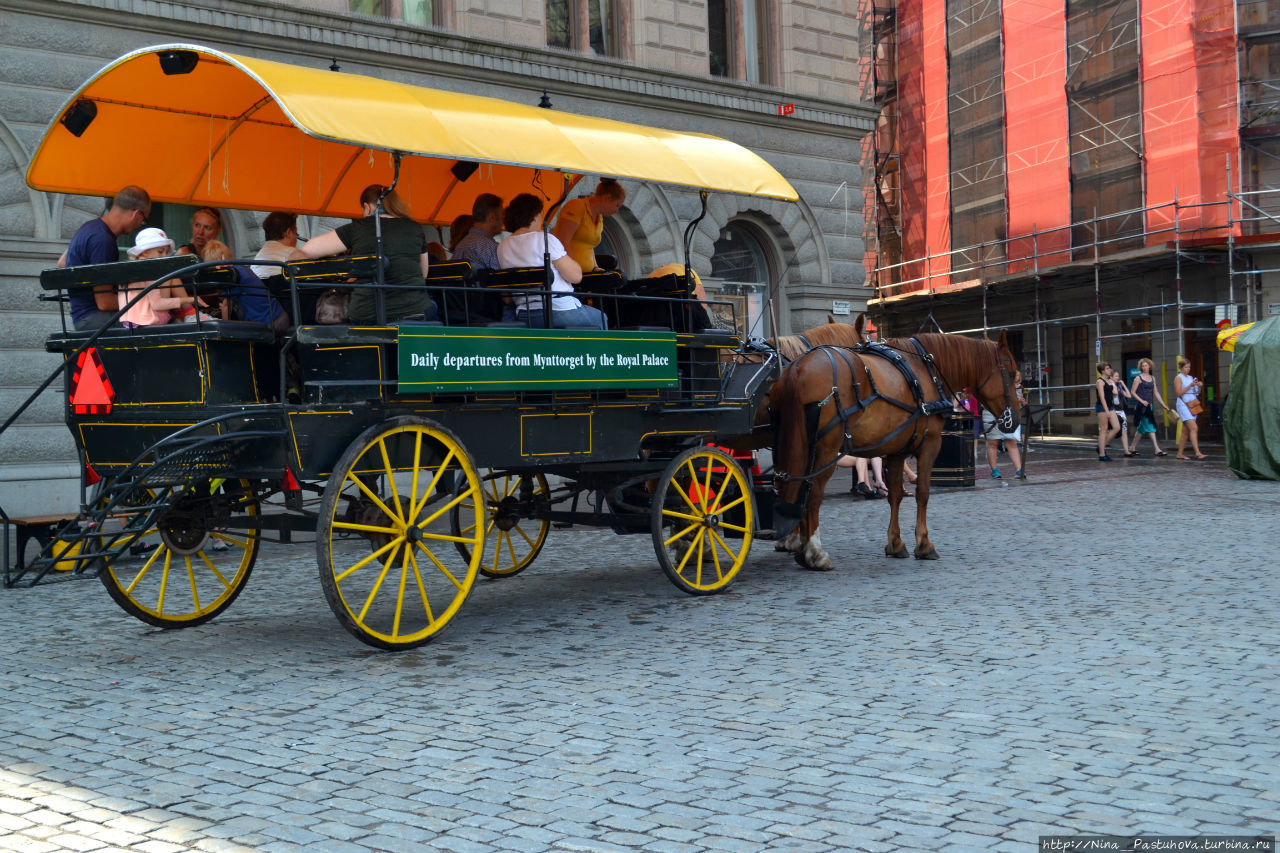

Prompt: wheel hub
[
  {"left": 157, "top": 493, "right": 217, "bottom": 556},
  {"left": 358, "top": 495, "right": 413, "bottom": 550},
  {"left": 493, "top": 495, "right": 522, "bottom": 531}
]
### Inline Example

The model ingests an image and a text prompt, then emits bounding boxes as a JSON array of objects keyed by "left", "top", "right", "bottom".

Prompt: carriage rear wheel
[
  {"left": 318, "top": 417, "right": 484, "bottom": 650},
  {"left": 100, "top": 479, "right": 260, "bottom": 628},
  {"left": 451, "top": 471, "right": 550, "bottom": 578},
  {"left": 651, "top": 446, "right": 755, "bottom": 595}
]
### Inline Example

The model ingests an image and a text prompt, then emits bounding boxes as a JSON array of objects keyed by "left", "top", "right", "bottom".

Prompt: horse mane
[
  {"left": 886, "top": 332, "right": 997, "bottom": 388},
  {"left": 768, "top": 322, "right": 862, "bottom": 362},
  {"left": 772, "top": 335, "right": 813, "bottom": 362}
]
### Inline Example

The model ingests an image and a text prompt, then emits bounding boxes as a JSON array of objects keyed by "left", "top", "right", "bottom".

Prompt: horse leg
[
  {"left": 912, "top": 435, "right": 941, "bottom": 560},
  {"left": 883, "top": 456, "right": 909, "bottom": 558},
  {"left": 795, "top": 465, "right": 836, "bottom": 571}
]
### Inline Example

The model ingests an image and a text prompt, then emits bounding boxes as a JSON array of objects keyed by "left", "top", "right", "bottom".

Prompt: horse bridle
[{"left": 974, "top": 355, "right": 1017, "bottom": 434}]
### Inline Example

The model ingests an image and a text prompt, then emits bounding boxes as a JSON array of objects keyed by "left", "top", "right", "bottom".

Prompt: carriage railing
[{"left": 25, "top": 255, "right": 749, "bottom": 417}]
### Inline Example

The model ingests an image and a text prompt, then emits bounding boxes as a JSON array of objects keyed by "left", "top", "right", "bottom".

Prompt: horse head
[{"left": 973, "top": 329, "right": 1021, "bottom": 430}]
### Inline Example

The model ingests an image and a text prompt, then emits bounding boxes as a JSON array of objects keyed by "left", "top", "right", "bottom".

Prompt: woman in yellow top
[{"left": 553, "top": 178, "right": 626, "bottom": 272}]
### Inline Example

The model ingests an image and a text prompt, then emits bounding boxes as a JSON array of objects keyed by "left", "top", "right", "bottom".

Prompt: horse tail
[{"left": 772, "top": 367, "right": 812, "bottom": 498}]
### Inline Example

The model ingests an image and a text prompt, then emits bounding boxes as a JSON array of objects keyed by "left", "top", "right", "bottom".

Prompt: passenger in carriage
[
  {"left": 298, "top": 184, "right": 437, "bottom": 324},
  {"left": 250, "top": 211, "right": 306, "bottom": 279},
  {"left": 452, "top": 194, "right": 503, "bottom": 272},
  {"left": 117, "top": 228, "right": 205, "bottom": 327},
  {"left": 496, "top": 193, "right": 607, "bottom": 330},
  {"left": 447, "top": 214, "right": 475, "bottom": 256},
  {"left": 178, "top": 207, "right": 225, "bottom": 258},
  {"left": 56, "top": 185, "right": 151, "bottom": 330},
  {"left": 553, "top": 178, "right": 626, "bottom": 273},
  {"left": 202, "top": 240, "right": 291, "bottom": 334}
]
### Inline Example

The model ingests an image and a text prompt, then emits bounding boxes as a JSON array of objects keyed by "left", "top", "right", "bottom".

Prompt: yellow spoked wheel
[
  {"left": 317, "top": 417, "right": 484, "bottom": 650},
  {"left": 100, "top": 479, "right": 260, "bottom": 628},
  {"left": 452, "top": 471, "right": 550, "bottom": 578},
  {"left": 651, "top": 446, "right": 755, "bottom": 595}
]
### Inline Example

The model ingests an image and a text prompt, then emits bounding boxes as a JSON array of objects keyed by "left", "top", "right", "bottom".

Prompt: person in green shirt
[{"left": 300, "top": 184, "right": 436, "bottom": 324}]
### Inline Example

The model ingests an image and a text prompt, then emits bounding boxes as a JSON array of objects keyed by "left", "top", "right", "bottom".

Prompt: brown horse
[{"left": 771, "top": 331, "right": 1021, "bottom": 569}]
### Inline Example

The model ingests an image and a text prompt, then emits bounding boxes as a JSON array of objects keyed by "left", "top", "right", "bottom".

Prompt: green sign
[{"left": 397, "top": 325, "right": 679, "bottom": 392}]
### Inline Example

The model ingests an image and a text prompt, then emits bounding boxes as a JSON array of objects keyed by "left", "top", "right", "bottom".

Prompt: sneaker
[
  {"left": 1099, "top": 454, "right": 1112, "bottom": 462},
  {"left": 1015, "top": 469, "right": 1026, "bottom": 480},
  {"left": 128, "top": 541, "right": 156, "bottom": 557},
  {"left": 990, "top": 468, "right": 1002, "bottom": 479}
]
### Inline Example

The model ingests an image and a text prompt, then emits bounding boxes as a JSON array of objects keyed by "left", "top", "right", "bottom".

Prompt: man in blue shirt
[
  {"left": 452, "top": 193, "right": 503, "bottom": 272},
  {"left": 58, "top": 186, "right": 151, "bottom": 329},
  {"left": 451, "top": 193, "right": 508, "bottom": 321}
]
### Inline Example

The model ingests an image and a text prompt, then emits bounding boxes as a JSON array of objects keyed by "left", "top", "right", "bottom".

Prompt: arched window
[
  {"left": 711, "top": 222, "right": 770, "bottom": 284},
  {"left": 709, "top": 221, "right": 774, "bottom": 336}
]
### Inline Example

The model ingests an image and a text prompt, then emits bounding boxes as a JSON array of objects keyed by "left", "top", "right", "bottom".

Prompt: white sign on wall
[
  {"left": 1268, "top": 302, "right": 1280, "bottom": 316},
  {"left": 832, "top": 300, "right": 852, "bottom": 316}
]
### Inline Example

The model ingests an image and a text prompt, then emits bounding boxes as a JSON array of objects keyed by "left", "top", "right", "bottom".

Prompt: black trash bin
[{"left": 933, "top": 413, "right": 976, "bottom": 487}]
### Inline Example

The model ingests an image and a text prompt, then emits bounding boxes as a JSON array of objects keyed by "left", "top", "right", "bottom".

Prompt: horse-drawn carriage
[{"left": 2, "top": 44, "right": 796, "bottom": 649}]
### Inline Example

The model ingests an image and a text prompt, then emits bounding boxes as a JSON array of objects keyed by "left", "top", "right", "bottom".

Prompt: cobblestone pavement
[{"left": 1, "top": 446, "right": 1277, "bottom": 852}]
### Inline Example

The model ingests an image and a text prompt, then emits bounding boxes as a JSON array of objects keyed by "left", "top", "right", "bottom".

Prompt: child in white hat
[{"left": 119, "top": 227, "right": 200, "bottom": 327}]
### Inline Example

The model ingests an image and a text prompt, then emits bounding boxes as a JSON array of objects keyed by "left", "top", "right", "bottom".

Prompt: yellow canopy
[{"left": 25, "top": 44, "right": 797, "bottom": 224}]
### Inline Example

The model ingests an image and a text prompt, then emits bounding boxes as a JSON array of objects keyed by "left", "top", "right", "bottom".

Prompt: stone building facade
[{"left": 0, "top": 0, "right": 871, "bottom": 516}]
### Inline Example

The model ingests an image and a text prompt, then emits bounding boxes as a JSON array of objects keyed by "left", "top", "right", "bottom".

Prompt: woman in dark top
[
  {"left": 1095, "top": 363, "right": 1122, "bottom": 462},
  {"left": 300, "top": 185, "right": 435, "bottom": 324},
  {"left": 1128, "top": 357, "right": 1172, "bottom": 456}
]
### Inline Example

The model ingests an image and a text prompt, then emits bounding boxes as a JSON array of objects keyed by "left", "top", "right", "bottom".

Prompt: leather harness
[{"left": 774, "top": 338, "right": 960, "bottom": 486}]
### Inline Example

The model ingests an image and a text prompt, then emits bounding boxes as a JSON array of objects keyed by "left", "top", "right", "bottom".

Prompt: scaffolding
[
  {"left": 859, "top": 0, "right": 901, "bottom": 294},
  {"left": 858, "top": 0, "right": 1280, "bottom": 438},
  {"left": 867, "top": 187, "right": 1279, "bottom": 436}
]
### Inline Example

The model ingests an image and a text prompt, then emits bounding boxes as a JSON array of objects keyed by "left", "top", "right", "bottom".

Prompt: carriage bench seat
[{"left": 46, "top": 320, "right": 278, "bottom": 353}]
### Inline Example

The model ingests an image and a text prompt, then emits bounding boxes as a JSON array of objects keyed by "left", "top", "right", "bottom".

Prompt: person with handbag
[{"left": 1173, "top": 358, "right": 1206, "bottom": 460}]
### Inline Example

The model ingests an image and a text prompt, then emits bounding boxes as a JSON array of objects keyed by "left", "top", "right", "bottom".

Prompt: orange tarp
[
  {"left": 1003, "top": 0, "right": 1072, "bottom": 272},
  {"left": 1141, "top": 0, "right": 1238, "bottom": 238},
  {"left": 896, "top": 0, "right": 950, "bottom": 292}
]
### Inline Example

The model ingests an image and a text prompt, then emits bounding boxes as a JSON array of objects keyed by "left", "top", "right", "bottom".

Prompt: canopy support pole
[
  {"left": 541, "top": 173, "right": 572, "bottom": 321},
  {"left": 373, "top": 153, "right": 404, "bottom": 326}
]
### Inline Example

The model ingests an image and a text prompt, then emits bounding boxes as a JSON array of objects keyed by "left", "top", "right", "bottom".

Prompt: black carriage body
[
  {"left": 286, "top": 325, "right": 766, "bottom": 479},
  {"left": 50, "top": 319, "right": 772, "bottom": 483},
  {"left": 48, "top": 322, "right": 291, "bottom": 480}
]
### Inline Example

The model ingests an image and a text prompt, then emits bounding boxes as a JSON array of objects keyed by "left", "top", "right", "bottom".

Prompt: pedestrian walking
[
  {"left": 1095, "top": 363, "right": 1122, "bottom": 461},
  {"left": 1173, "top": 358, "right": 1206, "bottom": 460},
  {"left": 1129, "top": 358, "right": 1172, "bottom": 456}
]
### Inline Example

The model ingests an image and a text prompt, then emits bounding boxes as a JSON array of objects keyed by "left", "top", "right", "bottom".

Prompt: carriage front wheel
[
  {"left": 651, "top": 446, "right": 755, "bottom": 595},
  {"left": 317, "top": 417, "right": 485, "bottom": 650}
]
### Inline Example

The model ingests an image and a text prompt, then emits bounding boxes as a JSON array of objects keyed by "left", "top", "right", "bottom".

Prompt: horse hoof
[
  {"left": 914, "top": 547, "right": 939, "bottom": 560},
  {"left": 794, "top": 552, "right": 833, "bottom": 572},
  {"left": 886, "top": 544, "right": 909, "bottom": 559}
]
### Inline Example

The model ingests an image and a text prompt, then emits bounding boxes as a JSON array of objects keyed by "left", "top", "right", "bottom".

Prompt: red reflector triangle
[
  {"left": 282, "top": 469, "right": 301, "bottom": 491},
  {"left": 70, "top": 347, "right": 114, "bottom": 414}
]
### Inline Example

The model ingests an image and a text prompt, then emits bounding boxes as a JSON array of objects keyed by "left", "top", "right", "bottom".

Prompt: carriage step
[{"left": 4, "top": 509, "right": 159, "bottom": 588}]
